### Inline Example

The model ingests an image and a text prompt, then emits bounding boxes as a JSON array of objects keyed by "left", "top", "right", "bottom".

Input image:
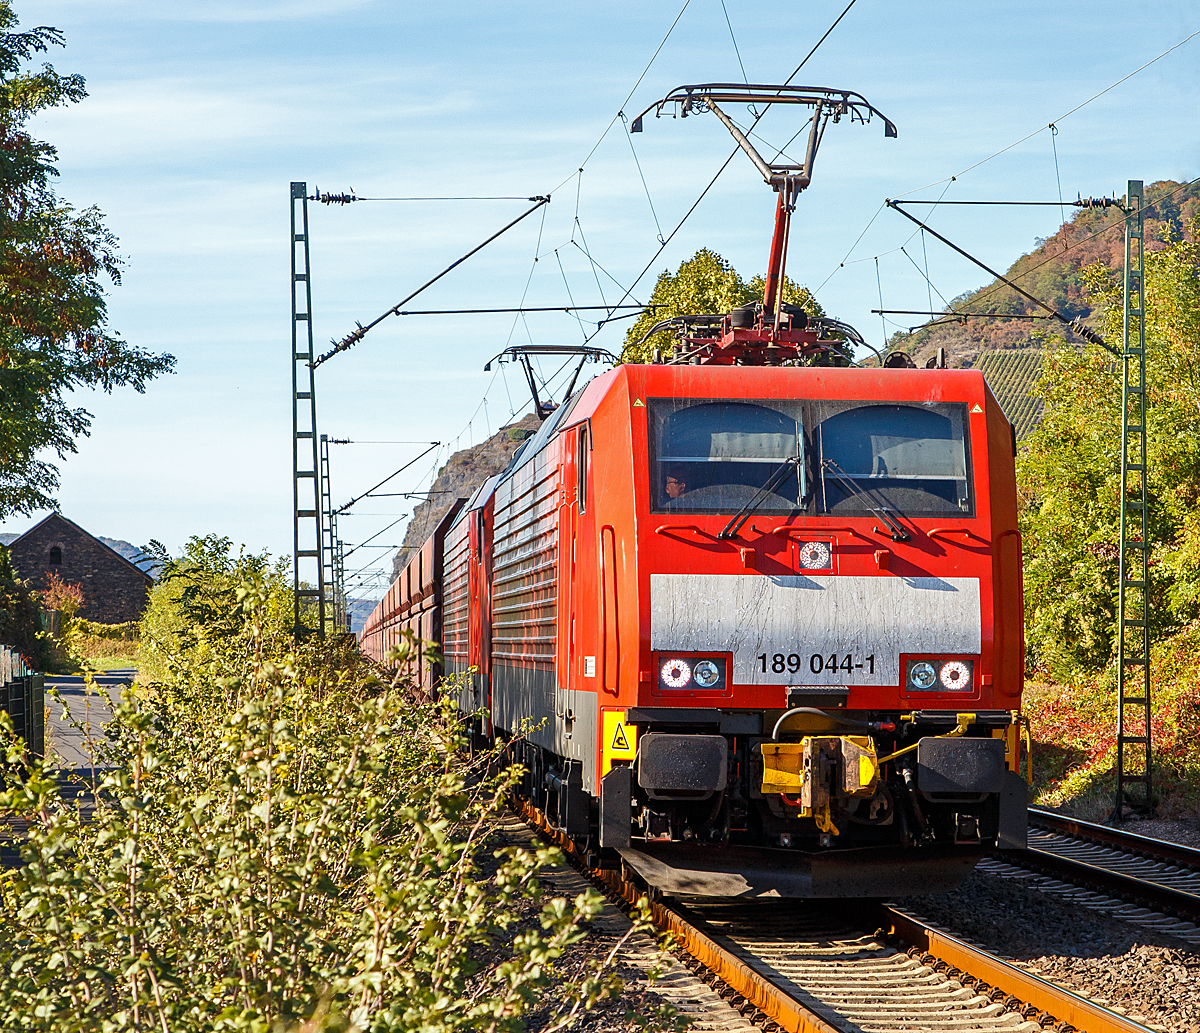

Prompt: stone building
[{"left": 8, "top": 513, "right": 154, "bottom": 624}]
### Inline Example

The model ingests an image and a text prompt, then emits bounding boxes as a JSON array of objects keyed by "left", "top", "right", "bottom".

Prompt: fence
[{"left": 1, "top": 645, "right": 44, "bottom": 758}]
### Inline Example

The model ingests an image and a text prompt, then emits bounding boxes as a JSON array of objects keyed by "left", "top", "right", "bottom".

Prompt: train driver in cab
[{"left": 664, "top": 471, "right": 688, "bottom": 503}]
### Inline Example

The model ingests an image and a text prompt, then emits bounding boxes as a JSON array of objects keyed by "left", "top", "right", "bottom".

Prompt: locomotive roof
[
  {"left": 495, "top": 377, "right": 596, "bottom": 485},
  {"left": 484, "top": 361, "right": 998, "bottom": 500}
]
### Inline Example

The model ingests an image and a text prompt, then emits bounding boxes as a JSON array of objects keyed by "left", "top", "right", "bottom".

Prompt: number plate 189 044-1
[{"left": 757, "top": 652, "right": 875, "bottom": 677}]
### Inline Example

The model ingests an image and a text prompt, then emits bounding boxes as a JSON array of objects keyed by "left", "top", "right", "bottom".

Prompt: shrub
[
  {"left": 0, "top": 540, "right": 654, "bottom": 1031},
  {"left": 74, "top": 619, "right": 139, "bottom": 641},
  {"left": 38, "top": 570, "right": 84, "bottom": 619}
]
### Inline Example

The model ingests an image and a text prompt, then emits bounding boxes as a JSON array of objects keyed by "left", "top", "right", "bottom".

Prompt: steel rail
[
  {"left": 990, "top": 811, "right": 1200, "bottom": 921},
  {"left": 516, "top": 799, "right": 1151, "bottom": 1033},
  {"left": 997, "top": 844, "right": 1200, "bottom": 921},
  {"left": 1028, "top": 807, "right": 1200, "bottom": 869},
  {"left": 881, "top": 908, "right": 1155, "bottom": 1033}
]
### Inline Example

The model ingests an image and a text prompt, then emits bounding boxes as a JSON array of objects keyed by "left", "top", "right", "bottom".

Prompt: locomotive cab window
[
  {"left": 817, "top": 403, "right": 972, "bottom": 516},
  {"left": 650, "top": 400, "right": 804, "bottom": 513}
]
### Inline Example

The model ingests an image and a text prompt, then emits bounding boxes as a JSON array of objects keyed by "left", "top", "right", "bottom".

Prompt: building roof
[
  {"left": 9, "top": 512, "right": 155, "bottom": 585},
  {"left": 973, "top": 348, "right": 1046, "bottom": 441}
]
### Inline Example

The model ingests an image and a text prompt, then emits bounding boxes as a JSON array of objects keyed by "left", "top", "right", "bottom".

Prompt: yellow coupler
[{"left": 760, "top": 736, "right": 879, "bottom": 835}]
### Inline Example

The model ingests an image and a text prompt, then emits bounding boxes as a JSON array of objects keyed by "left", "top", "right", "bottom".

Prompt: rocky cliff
[{"left": 391, "top": 413, "right": 543, "bottom": 579}]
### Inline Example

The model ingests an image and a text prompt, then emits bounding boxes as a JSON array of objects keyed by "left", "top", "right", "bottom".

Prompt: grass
[{"left": 60, "top": 628, "right": 139, "bottom": 674}]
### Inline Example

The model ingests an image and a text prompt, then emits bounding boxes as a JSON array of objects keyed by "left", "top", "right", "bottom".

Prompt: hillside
[
  {"left": 390, "top": 412, "right": 543, "bottom": 579},
  {"left": 893, "top": 179, "right": 1199, "bottom": 368},
  {"left": 974, "top": 349, "right": 1044, "bottom": 439}
]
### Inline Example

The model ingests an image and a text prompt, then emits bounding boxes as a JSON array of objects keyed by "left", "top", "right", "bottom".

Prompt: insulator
[
  {"left": 1068, "top": 316, "right": 1107, "bottom": 348},
  {"left": 314, "top": 190, "right": 357, "bottom": 205},
  {"left": 1074, "top": 194, "right": 1120, "bottom": 210}
]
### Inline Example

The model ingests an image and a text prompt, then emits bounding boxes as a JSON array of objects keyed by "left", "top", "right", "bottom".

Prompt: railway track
[
  {"left": 518, "top": 802, "right": 1156, "bottom": 1033},
  {"left": 987, "top": 809, "right": 1200, "bottom": 931}
]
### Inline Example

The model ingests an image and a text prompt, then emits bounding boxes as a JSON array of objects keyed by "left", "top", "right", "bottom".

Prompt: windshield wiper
[
  {"left": 718, "top": 456, "right": 802, "bottom": 540},
  {"left": 821, "top": 459, "right": 911, "bottom": 542}
]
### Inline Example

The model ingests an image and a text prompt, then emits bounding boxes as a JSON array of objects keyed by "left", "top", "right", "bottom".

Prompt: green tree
[
  {"left": 0, "top": 4, "right": 174, "bottom": 516},
  {"left": 1018, "top": 227, "right": 1200, "bottom": 678},
  {"left": 620, "top": 247, "right": 823, "bottom": 362},
  {"left": 0, "top": 543, "right": 45, "bottom": 667}
]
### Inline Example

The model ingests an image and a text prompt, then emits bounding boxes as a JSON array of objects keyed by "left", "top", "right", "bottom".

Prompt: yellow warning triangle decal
[
  {"left": 971, "top": 403, "right": 984, "bottom": 413},
  {"left": 611, "top": 722, "right": 630, "bottom": 750},
  {"left": 633, "top": 398, "right": 645, "bottom": 407}
]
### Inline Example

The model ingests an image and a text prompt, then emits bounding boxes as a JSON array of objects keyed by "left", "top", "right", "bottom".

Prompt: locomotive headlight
[
  {"left": 693, "top": 660, "right": 721, "bottom": 687},
  {"left": 798, "top": 540, "right": 832, "bottom": 570},
  {"left": 908, "top": 661, "right": 937, "bottom": 690},
  {"left": 660, "top": 658, "right": 692, "bottom": 688},
  {"left": 939, "top": 660, "right": 973, "bottom": 691}
]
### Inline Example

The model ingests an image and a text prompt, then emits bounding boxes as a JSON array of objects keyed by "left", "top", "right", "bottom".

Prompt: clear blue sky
[{"left": 4, "top": 0, "right": 1198, "bottom": 598}]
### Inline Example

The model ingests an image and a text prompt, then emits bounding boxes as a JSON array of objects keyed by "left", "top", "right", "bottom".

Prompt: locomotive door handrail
[
  {"left": 557, "top": 497, "right": 576, "bottom": 719},
  {"left": 771, "top": 524, "right": 873, "bottom": 541},
  {"left": 654, "top": 524, "right": 710, "bottom": 537},
  {"left": 654, "top": 524, "right": 740, "bottom": 540},
  {"left": 928, "top": 527, "right": 989, "bottom": 545},
  {"left": 601, "top": 525, "right": 619, "bottom": 694}
]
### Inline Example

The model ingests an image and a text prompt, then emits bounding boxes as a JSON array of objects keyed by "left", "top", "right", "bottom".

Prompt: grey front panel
[
  {"left": 650, "top": 573, "right": 982, "bottom": 685},
  {"left": 493, "top": 662, "right": 598, "bottom": 794}
]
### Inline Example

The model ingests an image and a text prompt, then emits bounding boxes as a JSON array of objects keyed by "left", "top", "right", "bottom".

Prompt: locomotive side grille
[
  {"left": 491, "top": 451, "right": 559, "bottom": 668},
  {"left": 441, "top": 518, "right": 471, "bottom": 665}
]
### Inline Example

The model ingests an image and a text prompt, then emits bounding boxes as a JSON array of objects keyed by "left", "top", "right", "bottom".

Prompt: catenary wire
[
  {"left": 342, "top": 515, "right": 409, "bottom": 561},
  {"left": 622, "top": 113, "right": 667, "bottom": 243},
  {"left": 546, "top": 0, "right": 693, "bottom": 195},
  {"left": 720, "top": 0, "right": 750, "bottom": 85},
  {"left": 1050, "top": 123, "right": 1066, "bottom": 225},
  {"left": 315, "top": 197, "right": 550, "bottom": 365},
  {"left": 901, "top": 246, "right": 951, "bottom": 311},
  {"left": 940, "top": 174, "right": 1200, "bottom": 318},
  {"left": 333, "top": 442, "right": 441, "bottom": 516},
  {"left": 893, "top": 28, "right": 1200, "bottom": 200}
]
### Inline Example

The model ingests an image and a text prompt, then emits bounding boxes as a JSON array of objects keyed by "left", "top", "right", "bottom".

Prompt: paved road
[
  {"left": 43, "top": 669, "right": 135, "bottom": 772},
  {"left": 2, "top": 670, "right": 134, "bottom": 866}
]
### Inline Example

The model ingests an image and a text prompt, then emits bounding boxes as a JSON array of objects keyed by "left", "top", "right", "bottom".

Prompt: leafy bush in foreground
[{"left": 0, "top": 537, "right": 648, "bottom": 1031}]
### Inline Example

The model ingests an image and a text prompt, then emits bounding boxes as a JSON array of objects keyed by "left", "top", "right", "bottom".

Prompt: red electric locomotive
[{"left": 361, "top": 84, "right": 1028, "bottom": 896}]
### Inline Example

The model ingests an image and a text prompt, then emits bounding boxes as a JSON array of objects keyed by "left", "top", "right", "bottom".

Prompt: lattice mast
[
  {"left": 290, "top": 182, "right": 326, "bottom": 638},
  {"left": 334, "top": 539, "right": 347, "bottom": 632},
  {"left": 1116, "top": 180, "right": 1152, "bottom": 818},
  {"left": 319, "top": 433, "right": 340, "bottom": 635}
]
